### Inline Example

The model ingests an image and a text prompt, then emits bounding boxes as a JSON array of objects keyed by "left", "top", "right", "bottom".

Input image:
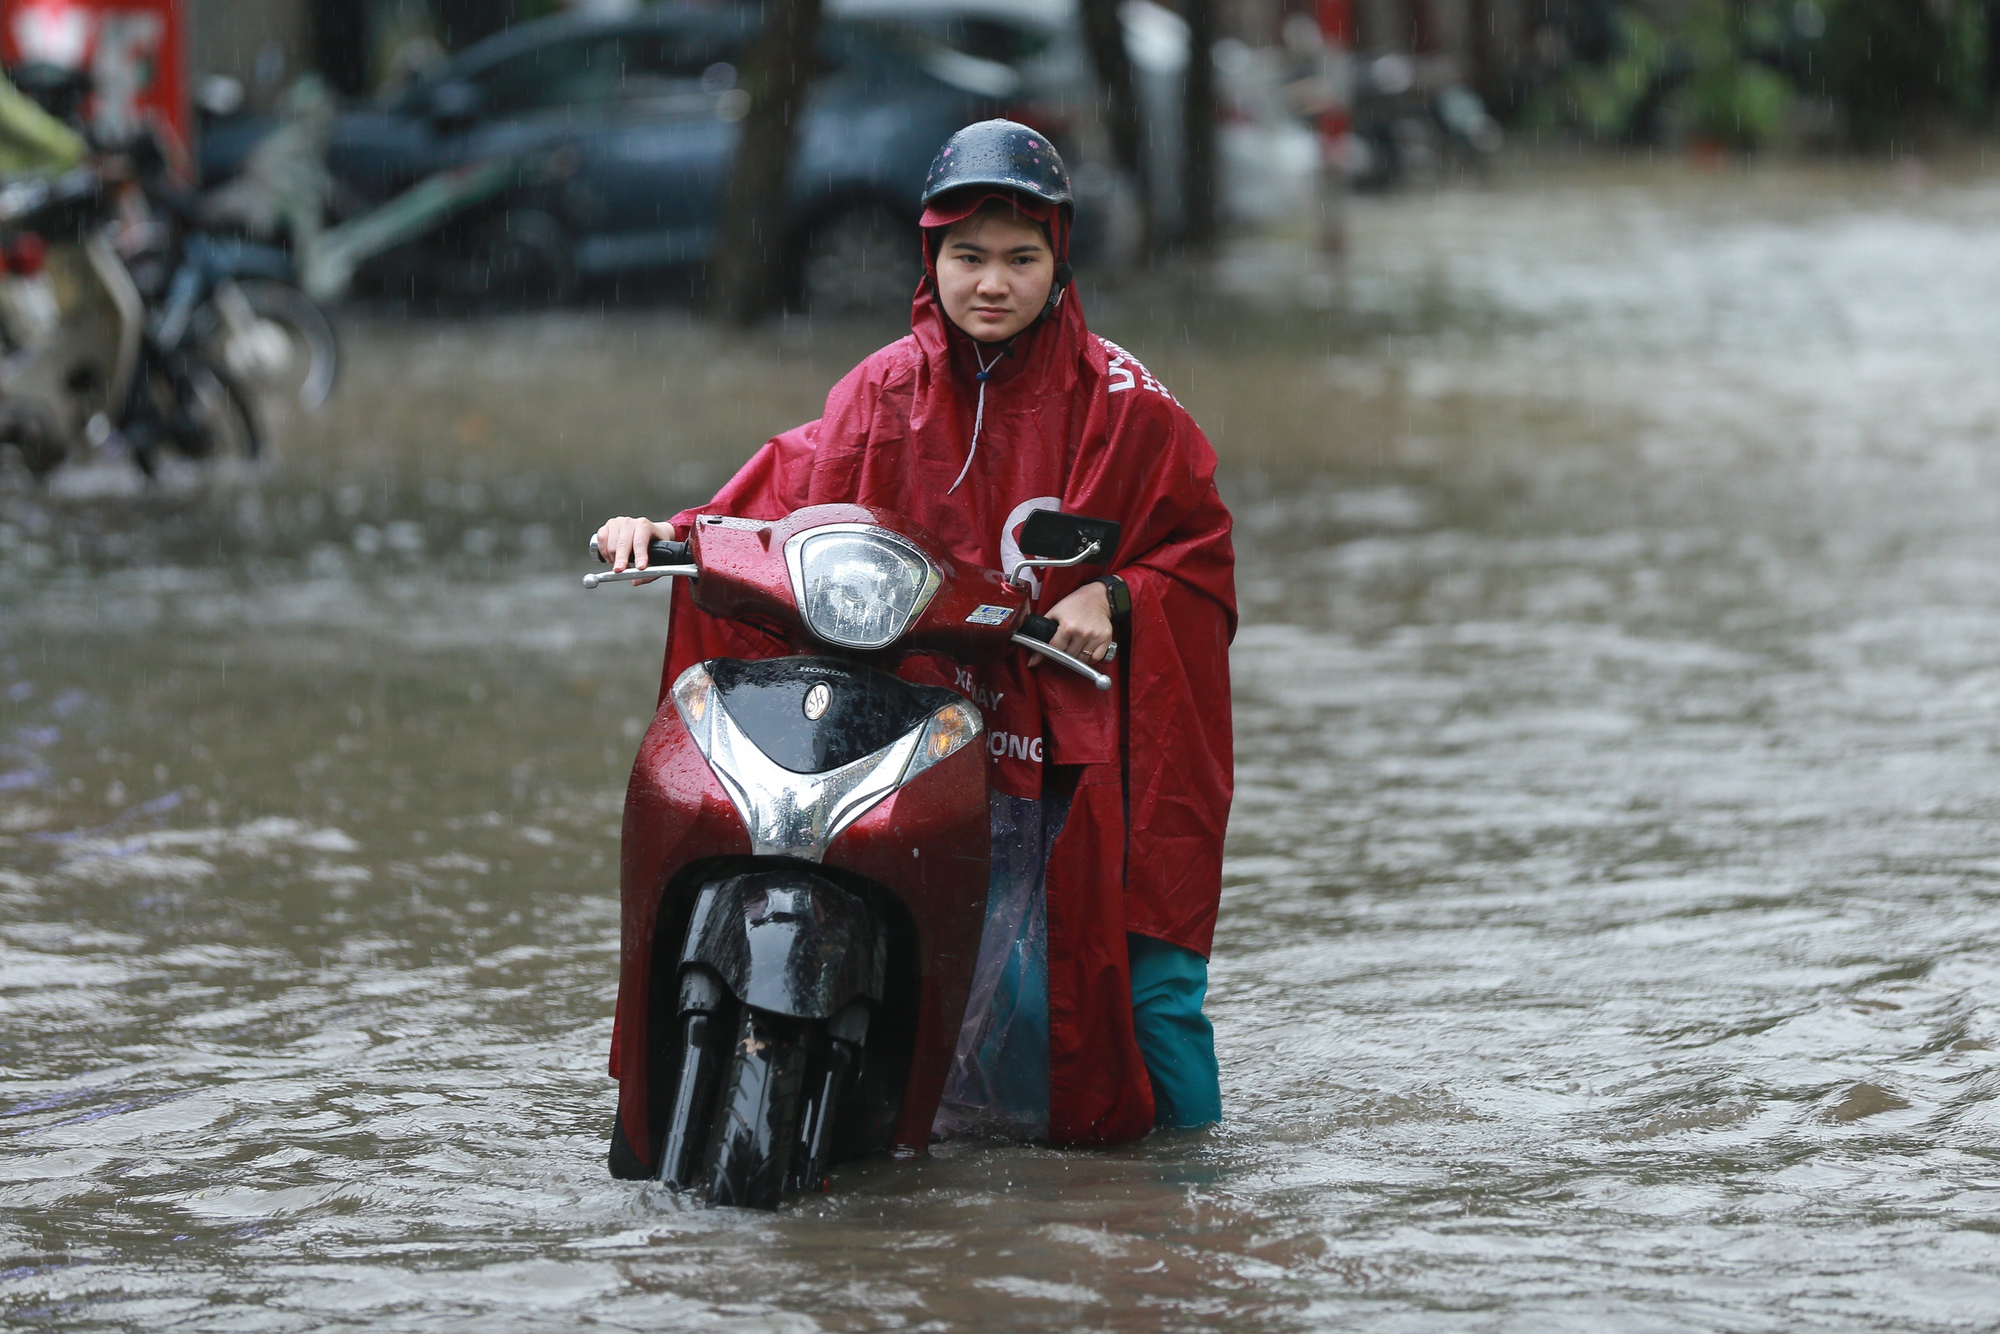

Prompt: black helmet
[{"left": 921, "top": 119, "right": 1072, "bottom": 215}]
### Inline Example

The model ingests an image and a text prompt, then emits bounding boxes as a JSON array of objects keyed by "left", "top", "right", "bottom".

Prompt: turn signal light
[
  {"left": 928, "top": 701, "right": 978, "bottom": 762},
  {"left": 674, "top": 665, "right": 713, "bottom": 724}
]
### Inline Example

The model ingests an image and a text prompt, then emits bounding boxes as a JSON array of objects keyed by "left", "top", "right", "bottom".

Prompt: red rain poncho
[{"left": 652, "top": 213, "right": 1235, "bottom": 1146}]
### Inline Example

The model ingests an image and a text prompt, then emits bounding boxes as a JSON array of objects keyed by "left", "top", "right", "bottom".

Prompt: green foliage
[
  {"left": 1525, "top": 2, "right": 1799, "bottom": 147},
  {"left": 1549, "top": 10, "right": 1675, "bottom": 139},
  {"left": 1524, "top": 0, "right": 1990, "bottom": 147},
  {"left": 1818, "top": 0, "right": 1986, "bottom": 141},
  {"left": 1673, "top": 0, "right": 1796, "bottom": 146}
]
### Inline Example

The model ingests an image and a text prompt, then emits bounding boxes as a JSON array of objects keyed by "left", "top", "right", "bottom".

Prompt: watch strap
[{"left": 1098, "top": 574, "right": 1132, "bottom": 619}]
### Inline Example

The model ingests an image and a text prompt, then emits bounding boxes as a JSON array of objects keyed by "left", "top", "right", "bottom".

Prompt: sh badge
[
  {"left": 803, "top": 683, "right": 831, "bottom": 719},
  {"left": 964, "top": 605, "right": 1014, "bottom": 626}
]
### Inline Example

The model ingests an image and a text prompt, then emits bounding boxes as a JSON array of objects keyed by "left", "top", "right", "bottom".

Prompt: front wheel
[
  {"left": 170, "top": 358, "right": 262, "bottom": 465},
  {"left": 198, "top": 279, "right": 340, "bottom": 413},
  {"left": 0, "top": 404, "right": 66, "bottom": 480},
  {"left": 129, "top": 354, "right": 263, "bottom": 479},
  {"left": 698, "top": 1008, "right": 809, "bottom": 1209}
]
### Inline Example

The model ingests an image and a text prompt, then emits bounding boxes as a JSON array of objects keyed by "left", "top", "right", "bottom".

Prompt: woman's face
[{"left": 935, "top": 211, "right": 1055, "bottom": 343}]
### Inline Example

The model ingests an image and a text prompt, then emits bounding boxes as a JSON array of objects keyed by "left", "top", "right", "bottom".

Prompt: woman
[{"left": 596, "top": 121, "right": 1235, "bottom": 1144}]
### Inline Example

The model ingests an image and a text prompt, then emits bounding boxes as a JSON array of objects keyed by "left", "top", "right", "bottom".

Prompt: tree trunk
[
  {"left": 708, "top": 0, "right": 826, "bottom": 326},
  {"left": 1181, "top": 0, "right": 1219, "bottom": 251},
  {"left": 1077, "top": 0, "right": 1149, "bottom": 242},
  {"left": 1466, "top": 0, "right": 1496, "bottom": 109}
]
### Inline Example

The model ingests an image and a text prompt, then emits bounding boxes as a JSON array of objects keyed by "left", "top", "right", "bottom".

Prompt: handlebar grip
[
  {"left": 1020, "top": 613, "right": 1059, "bottom": 642},
  {"left": 590, "top": 535, "right": 692, "bottom": 566}
]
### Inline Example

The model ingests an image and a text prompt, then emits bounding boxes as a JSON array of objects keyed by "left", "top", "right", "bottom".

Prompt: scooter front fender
[{"left": 681, "top": 870, "right": 885, "bottom": 1020}]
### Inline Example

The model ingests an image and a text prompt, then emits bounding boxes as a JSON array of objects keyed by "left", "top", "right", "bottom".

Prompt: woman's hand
[
  {"left": 1031, "top": 581, "right": 1115, "bottom": 667},
  {"left": 593, "top": 516, "right": 681, "bottom": 584}
]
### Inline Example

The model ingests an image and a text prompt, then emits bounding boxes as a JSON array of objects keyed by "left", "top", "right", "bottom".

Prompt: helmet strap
[{"left": 1040, "top": 261, "right": 1073, "bottom": 323}]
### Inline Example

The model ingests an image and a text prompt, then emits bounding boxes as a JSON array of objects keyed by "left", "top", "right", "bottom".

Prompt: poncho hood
[{"left": 911, "top": 187, "right": 1080, "bottom": 410}]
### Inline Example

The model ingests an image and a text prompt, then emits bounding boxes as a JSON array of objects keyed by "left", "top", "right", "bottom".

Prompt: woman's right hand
[{"left": 594, "top": 516, "right": 682, "bottom": 582}]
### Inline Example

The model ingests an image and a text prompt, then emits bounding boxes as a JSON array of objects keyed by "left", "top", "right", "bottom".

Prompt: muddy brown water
[{"left": 9, "top": 160, "right": 2000, "bottom": 1330}]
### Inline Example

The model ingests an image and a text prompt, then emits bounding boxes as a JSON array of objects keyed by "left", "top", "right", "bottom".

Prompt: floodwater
[{"left": 9, "top": 159, "right": 2000, "bottom": 1330}]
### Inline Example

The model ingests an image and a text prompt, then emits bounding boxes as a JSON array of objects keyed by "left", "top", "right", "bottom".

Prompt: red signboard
[{"left": 0, "top": 0, "right": 185, "bottom": 149}]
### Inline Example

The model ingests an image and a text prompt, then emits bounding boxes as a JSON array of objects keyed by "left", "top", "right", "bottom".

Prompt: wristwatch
[{"left": 1097, "top": 574, "right": 1131, "bottom": 619}]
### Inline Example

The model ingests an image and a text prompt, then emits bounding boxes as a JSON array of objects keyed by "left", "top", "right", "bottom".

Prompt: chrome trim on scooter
[{"left": 672, "top": 662, "right": 930, "bottom": 862}]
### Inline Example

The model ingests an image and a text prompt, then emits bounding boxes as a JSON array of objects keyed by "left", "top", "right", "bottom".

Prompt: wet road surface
[{"left": 8, "top": 160, "right": 2000, "bottom": 1330}]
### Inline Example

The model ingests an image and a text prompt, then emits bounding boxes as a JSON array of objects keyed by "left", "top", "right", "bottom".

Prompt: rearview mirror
[{"left": 1018, "top": 510, "right": 1120, "bottom": 566}]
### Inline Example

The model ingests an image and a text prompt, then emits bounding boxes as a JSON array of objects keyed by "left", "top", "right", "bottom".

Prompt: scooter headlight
[{"left": 786, "top": 527, "right": 939, "bottom": 651}]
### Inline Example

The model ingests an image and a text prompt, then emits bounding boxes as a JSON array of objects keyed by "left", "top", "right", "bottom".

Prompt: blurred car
[
  {"left": 200, "top": 4, "right": 1030, "bottom": 312},
  {"left": 829, "top": 0, "right": 1172, "bottom": 256},
  {"left": 831, "top": 0, "right": 1318, "bottom": 247}
]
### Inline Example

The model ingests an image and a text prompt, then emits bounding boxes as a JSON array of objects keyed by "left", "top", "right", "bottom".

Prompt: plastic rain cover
[{"left": 933, "top": 789, "right": 1070, "bottom": 1139}]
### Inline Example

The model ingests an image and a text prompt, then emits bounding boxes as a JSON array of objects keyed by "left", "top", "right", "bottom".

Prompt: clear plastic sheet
[{"left": 932, "top": 788, "right": 1070, "bottom": 1140}]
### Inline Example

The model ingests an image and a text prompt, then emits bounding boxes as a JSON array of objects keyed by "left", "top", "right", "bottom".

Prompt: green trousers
[{"left": 1127, "top": 933, "right": 1222, "bottom": 1128}]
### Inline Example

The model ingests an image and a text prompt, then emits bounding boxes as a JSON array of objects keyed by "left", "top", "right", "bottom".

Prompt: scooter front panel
[
  {"left": 825, "top": 741, "right": 990, "bottom": 1151},
  {"left": 614, "top": 697, "right": 752, "bottom": 1173},
  {"left": 708, "top": 656, "right": 957, "bottom": 773},
  {"left": 674, "top": 661, "right": 924, "bottom": 862},
  {"left": 622, "top": 658, "right": 992, "bottom": 1166}
]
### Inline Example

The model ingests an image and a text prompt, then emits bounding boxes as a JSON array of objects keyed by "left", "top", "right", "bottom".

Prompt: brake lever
[
  {"left": 1012, "top": 633, "right": 1113, "bottom": 692},
  {"left": 583, "top": 565, "right": 697, "bottom": 589}
]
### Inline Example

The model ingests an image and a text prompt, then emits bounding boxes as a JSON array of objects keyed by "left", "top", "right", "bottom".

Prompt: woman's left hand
[{"left": 1031, "top": 581, "right": 1115, "bottom": 667}]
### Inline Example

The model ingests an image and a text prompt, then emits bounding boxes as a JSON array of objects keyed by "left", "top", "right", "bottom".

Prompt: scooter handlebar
[
  {"left": 1020, "top": 614, "right": 1116, "bottom": 664},
  {"left": 1014, "top": 616, "right": 1115, "bottom": 691},
  {"left": 579, "top": 540, "right": 1114, "bottom": 691},
  {"left": 583, "top": 535, "right": 697, "bottom": 589}
]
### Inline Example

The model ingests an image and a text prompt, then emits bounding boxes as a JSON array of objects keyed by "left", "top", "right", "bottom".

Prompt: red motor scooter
[{"left": 586, "top": 502, "right": 1119, "bottom": 1208}]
